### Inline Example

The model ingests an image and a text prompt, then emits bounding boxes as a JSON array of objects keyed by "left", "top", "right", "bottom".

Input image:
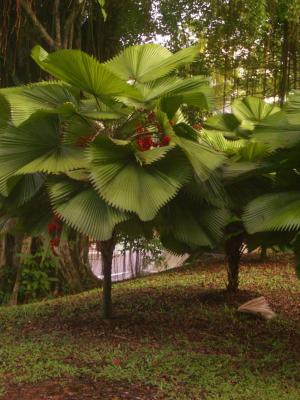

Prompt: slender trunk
[
  {"left": 100, "top": 236, "right": 115, "bottom": 319},
  {"left": 9, "top": 235, "right": 29, "bottom": 305},
  {"left": 225, "top": 234, "right": 244, "bottom": 293},
  {"left": 123, "top": 240, "right": 127, "bottom": 279},
  {"left": 223, "top": 53, "right": 228, "bottom": 112},
  {"left": 279, "top": 21, "right": 290, "bottom": 107},
  {"left": 260, "top": 246, "right": 267, "bottom": 262}
]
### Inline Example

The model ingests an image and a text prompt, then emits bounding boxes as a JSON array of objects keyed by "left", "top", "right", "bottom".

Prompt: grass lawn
[{"left": 0, "top": 254, "right": 299, "bottom": 399}]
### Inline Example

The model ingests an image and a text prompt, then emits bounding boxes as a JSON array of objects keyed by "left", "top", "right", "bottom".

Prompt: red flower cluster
[
  {"left": 48, "top": 215, "right": 62, "bottom": 249},
  {"left": 50, "top": 237, "right": 60, "bottom": 247}
]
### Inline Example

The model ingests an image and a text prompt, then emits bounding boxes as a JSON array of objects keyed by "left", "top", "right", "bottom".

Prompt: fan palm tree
[
  {"left": 0, "top": 44, "right": 227, "bottom": 317},
  {"left": 243, "top": 91, "right": 300, "bottom": 277},
  {"left": 203, "top": 95, "right": 300, "bottom": 290}
]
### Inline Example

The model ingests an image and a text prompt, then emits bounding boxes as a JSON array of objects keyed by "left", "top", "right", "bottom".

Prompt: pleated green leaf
[
  {"left": 9, "top": 174, "right": 46, "bottom": 207},
  {"left": 137, "top": 76, "right": 211, "bottom": 102},
  {"left": 0, "top": 112, "right": 85, "bottom": 194},
  {"left": 243, "top": 192, "right": 300, "bottom": 234},
  {"left": 135, "top": 145, "right": 175, "bottom": 165},
  {"left": 232, "top": 96, "right": 281, "bottom": 122},
  {"left": 203, "top": 130, "right": 246, "bottom": 155},
  {"left": 31, "top": 46, "right": 139, "bottom": 99},
  {"left": 88, "top": 136, "right": 191, "bottom": 221},
  {"left": 158, "top": 195, "right": 229, "bottom": 249},
  {"left": 49, "top": 180, "right": 128, "bottom": 240},
  {"left": 105, "top": 44, "right": 199, "bottom": 83},
  {"left": 0, "top": 82, "right": 78, "bottom": 126},
  {"left": 173, "top": 128, "right": 225, "bottom": 181}
]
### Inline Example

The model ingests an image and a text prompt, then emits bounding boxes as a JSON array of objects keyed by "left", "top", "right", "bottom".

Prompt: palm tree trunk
[
  {"left": 260, "top": 246, "right": 267, "bottom": 262},
  {"left": 225, "top": 234, "right": 244, "bottom": 293},
  {"left": 9, "top": 235, "right": 30, "bottom": 305},
  {"left": 100, "top": 236, "right": 115, "bottom": 319}
]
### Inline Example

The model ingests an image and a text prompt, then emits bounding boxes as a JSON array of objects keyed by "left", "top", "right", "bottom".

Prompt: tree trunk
[
  {"left": 225, "top": 234, "right": 244, "bottom": 293},
  {"left": 54, "top": 232, "right": 100, "bottom": 293},
  {"left": 259, "top": 246, "right": 267, "bottom": 262},
  {"left": 9, "top": 236, "right": 31, "bottom": 305},
  {"left": 279, "top": 21, "right": 290, "bottom": 107},
  {"left": 100, "top": 237, "right": 115, "bottom": 319}
]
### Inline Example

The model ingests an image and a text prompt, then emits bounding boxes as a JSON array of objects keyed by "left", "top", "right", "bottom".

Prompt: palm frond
[
  {"left": 88, "top": 136, "right": 191, "bottom": 221},
  {"left": 232, "top": 96, "right": 281, "bottom": 122},
  {"left": 0, "top": 111, "right": 85, "bottom": 194},
  {"left": 105, "top": 44, "right": 199, "bottom": 83},
  {"left": 48, "top": 180, "right": 128, "bottom": 240},
  {"left": 243, "top": 191, "right": 300, "bottom": 234},
  {"left": 202, "top": 130, "right": 246, "bottom": 155},
  {"left": 31, "top": 46, "right": 139, "bottom": 99},
  {"left": 173, "top": 134, "right": 225, "bottom": 181}
]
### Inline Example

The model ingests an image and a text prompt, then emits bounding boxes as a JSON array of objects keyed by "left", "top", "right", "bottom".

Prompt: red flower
[
  {"left": 50, "top": 237, "right": 60, "bottom": 248},
  {"left": 47, "top": 223, "right": 56, "bottom": 234},
  {"left": 48, "top": 215, "right": 62, "bottom": 235},
  {"left": 160, "top": 135, "right": 171, "bottom": 147}
]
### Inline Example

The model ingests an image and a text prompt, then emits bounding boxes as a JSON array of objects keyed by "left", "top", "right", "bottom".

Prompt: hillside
[{"left": 0, "top": 254, "right": 299, "bottom": 400}]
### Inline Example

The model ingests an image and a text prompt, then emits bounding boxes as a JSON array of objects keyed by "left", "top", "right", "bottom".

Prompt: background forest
[{"left": 1, "top": 0, "right": 300, "bottom": 108}]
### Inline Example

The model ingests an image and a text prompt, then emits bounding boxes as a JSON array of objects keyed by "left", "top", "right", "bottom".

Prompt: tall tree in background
[
  {"left": 156, "top": 0, "right": 300, "bottom": 108},
  {"left": 0, "top": 0, "right": 154, "bottom": 86}
]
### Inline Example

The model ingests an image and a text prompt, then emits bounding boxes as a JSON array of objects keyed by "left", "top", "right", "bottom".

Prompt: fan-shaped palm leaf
[
  {"left": 105, "top": 44, "right": 199, "bottom": 83},
  {"left": 158, "top": 194, "right": 229, "bottom": 249},
  {"left": 243, "top": 192, "right": 300, "bottom": 234},
  {"left": 136, "top": 76, "right": 211, "bottom": 103},
  {"left": 0, "top": 111, "right": 85, "bottom": 194},
  {"left": 1, "top": 82, "right": 79, "bottom": 126},
  {"left": 173, "top": 126, "right": 225, "bottom": 181},
  {"left": 88, "top": 136, "right": 191, "bottom": 221},
  {"left": 48, "top": 180, "right": 128, "bottom": 240},
  {"left": 31, "top": 46, "right": 139, "bottom": 100},
  {"left": 232, "top": 96, "right": 281, "bottom": 122}
]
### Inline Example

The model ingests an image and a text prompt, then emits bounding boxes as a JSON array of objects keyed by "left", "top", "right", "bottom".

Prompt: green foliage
[
  {"left": 0, "top": 251, "right": 58, "bottom": 305},
  {"left": 19, "top": 251, "right": 58, "bottom": 302},
  {"left": 0, "top": 43, "right": 226, "bottom": 249}
]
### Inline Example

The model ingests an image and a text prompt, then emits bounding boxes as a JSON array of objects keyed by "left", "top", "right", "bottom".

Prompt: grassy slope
[{"left": 0, "top": 254, "right": 299, "bottom": 400}]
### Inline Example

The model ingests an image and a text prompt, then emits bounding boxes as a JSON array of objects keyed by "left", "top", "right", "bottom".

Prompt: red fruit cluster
[
  {"left": 134, "top": 110, "right": 172, "bottom": 152},
  {"left": 137, "top": 136, "right": 154, "bottom": 151},
  {"left": 48, "top": 215, "right": 62, "bottom": 249},
  {"left": 136, "top": 135, "right": 171, "bottom": 151},
  {"left": 160, "top": 135, "right": 171, "bottom": 146}
]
